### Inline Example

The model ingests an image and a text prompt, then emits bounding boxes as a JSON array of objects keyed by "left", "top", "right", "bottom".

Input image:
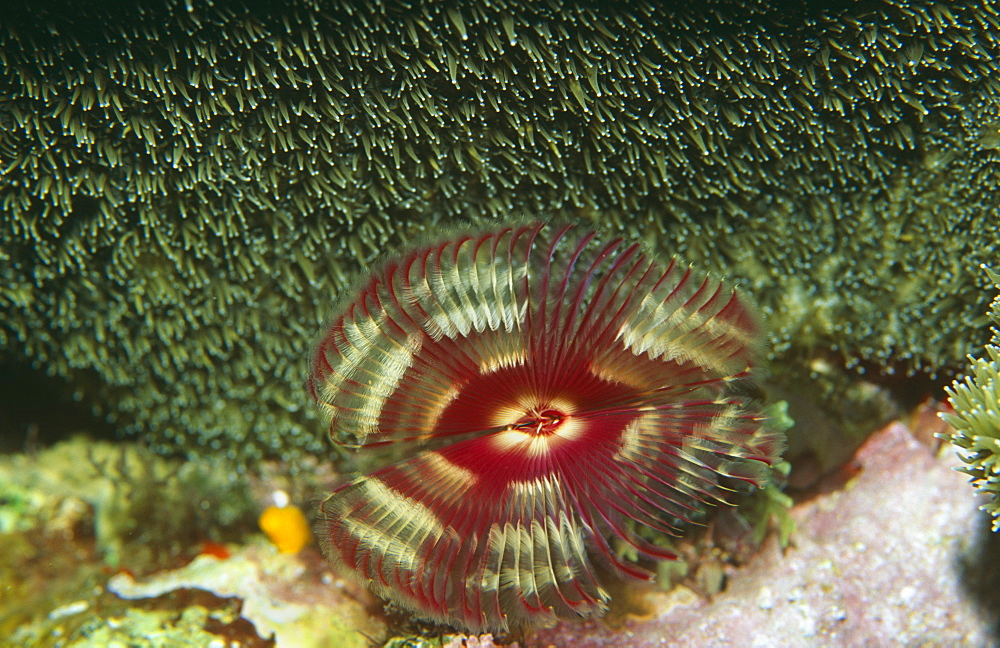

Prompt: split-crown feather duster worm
[{"left": 309, "top": 222, "right": 782, "bottom": 632}]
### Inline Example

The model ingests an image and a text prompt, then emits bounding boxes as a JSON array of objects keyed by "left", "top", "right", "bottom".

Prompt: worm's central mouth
[{"left": 512, "top": 407, "right": 566, "bottom": 437}]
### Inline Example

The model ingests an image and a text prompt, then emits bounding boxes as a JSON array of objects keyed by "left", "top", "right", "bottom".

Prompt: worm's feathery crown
[{"left": 310, "top": 222, "right": 780, "bottom": 632}]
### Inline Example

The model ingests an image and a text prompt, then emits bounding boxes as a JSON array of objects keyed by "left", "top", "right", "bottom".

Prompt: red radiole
[{"left": 309, "top": 222, "right": 780, "bottom": 632}]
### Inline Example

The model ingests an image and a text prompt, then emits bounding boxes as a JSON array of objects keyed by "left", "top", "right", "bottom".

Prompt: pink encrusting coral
[{"left": 309, "top": 222, "right": 782, "bottom": 632}]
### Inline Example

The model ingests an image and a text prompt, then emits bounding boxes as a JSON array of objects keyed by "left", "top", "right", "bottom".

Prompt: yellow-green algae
[
  {"left": 0, "top": 438, "right": 255, "bottom": 647},
  {"left": 0, "top": 437, "right": 255, "bottom": 567},
  {"left": 0, "top": 436, "right": 380, "bottom": 647},
  {"left": 53, "top": 607, "right": 232, "bottom": 648},
  {"left": 1, "top": 0, "right": 998, "bottom": 462}
]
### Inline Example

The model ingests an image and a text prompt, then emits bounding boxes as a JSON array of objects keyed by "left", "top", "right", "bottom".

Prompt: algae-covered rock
[
  {"left": 0, "top": 436, "right": 334, "bottom": 648},
  {"left": 109, "top": 542, "right": 386, "bottom": 648},
  {"left": 0, "top": 437, "right": 255, "bottom": 567},
  {"left": 62, "top": 607, "right": 229, "bottom": 648}
]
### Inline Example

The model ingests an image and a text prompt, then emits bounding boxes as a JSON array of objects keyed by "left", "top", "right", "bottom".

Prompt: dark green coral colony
[{"left": 1, "top": 0, "right": 998, "bottom": 462}]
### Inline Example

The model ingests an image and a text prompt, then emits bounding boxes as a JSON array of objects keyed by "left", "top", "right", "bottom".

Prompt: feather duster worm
[{"left": 309, "top": 223, "right": 781, "bottom": 632}]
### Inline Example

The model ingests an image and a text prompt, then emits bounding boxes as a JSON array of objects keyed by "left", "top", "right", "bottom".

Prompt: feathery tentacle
[{"left": 311, "top": 222, "right": 780, "bottom": 632}]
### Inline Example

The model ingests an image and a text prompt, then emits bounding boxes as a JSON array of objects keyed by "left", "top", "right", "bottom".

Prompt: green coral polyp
[
  {"left": 1, "top": 1, "right": 999, "bottom": 461},
  {"left": 943, "top": 267, "right": 1000, "bottom": 530}
]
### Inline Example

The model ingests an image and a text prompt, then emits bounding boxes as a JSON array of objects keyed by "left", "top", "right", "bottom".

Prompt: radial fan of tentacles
[{"left": 309, "top": 222, "right": 782, "bottom": 632}]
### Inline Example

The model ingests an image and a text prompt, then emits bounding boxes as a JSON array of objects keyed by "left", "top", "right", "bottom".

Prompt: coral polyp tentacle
[{"left": 311, "top": 222, "right": 781, "bottom": 632}]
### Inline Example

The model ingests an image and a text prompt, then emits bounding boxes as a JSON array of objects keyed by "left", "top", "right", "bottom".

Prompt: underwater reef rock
[
  {"left": 1, "top": 1, "right": 999, "bottom": 461},
  {"left": 0, "top": 437, "right": 255, "bottom": 569},
  {"left": 528, "top": 422, "right": 1000, "bottom": 647},
  {"left": 109, "top": 542, "right": 386, "bottom": 648},
  {"left": 440, "top": 635, "right": 515, "bottom": 648}
]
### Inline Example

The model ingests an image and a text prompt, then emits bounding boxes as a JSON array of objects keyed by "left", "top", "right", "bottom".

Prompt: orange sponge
[{"left": 259, "top": 504, "right": 312, "bottom": 554}]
